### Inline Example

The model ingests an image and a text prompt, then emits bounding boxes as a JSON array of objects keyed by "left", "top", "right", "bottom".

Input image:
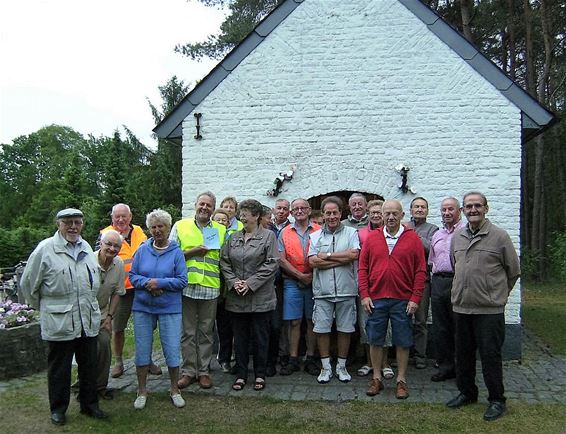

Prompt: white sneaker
[
  {"left": 317, "top": 368, "right": 333, "bottom": 384},
  {"left": 336, "top": 365, "right": 352, "bottom": 383},
  {"left": 134, "top": 394, "right": 147, "bottom": 410},
  {"left": 170, "top": 393, "right": 186, "bottom": 408}
]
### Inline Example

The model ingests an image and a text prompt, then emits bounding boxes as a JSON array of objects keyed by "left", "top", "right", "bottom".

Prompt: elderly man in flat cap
[{"left": 21, "top": 208, "right": 108, "bottom": 426}]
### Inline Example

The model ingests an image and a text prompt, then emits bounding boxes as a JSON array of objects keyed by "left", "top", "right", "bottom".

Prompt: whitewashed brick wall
[{"left": 180, "top": 0, "right": 522, "bottom": 324}]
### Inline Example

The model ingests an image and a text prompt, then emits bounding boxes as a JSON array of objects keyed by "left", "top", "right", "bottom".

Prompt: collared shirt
[
  {"left": 228, "top": 217, "right": 239, "bottom": 232},
  {"left": 277, "top": 221, "right": 315, "bottom": 255},
  {"left": 64, "top": 237, "right": 85, "bottom": 261},
  {"left": 383, "top": 225, "right": 404, "bottom": 254},
  {"left": 342, "top": 214, "right": 369, "bottom": 229},
  {"left": 429, "top": 219, "right": 466, "bottom": 273},
  {"left": 269, "top": 219, "right": 290, "bottom": 238}
]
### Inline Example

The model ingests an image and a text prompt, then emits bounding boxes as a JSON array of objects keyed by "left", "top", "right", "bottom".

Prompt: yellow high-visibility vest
[{"left": 175, "top": 219, "right": 226, "bottom": 289}]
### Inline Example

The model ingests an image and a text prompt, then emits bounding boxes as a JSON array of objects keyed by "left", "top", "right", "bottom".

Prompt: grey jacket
[
  {"left": 20, "top": 231, "right": 101, "bottom": 341},
  {"left": 406, "top": 219, "right": 439, "bottom": 257},
  {"left": 220, "top": 226, "right": 279, "bottom": 313},
  {"left": 450, "top": 219, "right": 521, "bottom": 314},
  {"left": 308, "top": 224, "right": 360, "bottom": 298}
]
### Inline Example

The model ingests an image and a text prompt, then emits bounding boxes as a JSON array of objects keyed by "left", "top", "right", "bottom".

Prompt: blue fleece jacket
[{"left": 130, "top": 238, "right": 188, "bottom": 314}]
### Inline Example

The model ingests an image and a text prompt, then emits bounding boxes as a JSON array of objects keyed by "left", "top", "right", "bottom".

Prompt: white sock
[
  {"left": 321, "top": 357, "right": 331, "bottom": 370},
  {"left": 337, "top": 357, "right": 347, "bottom": 368}
]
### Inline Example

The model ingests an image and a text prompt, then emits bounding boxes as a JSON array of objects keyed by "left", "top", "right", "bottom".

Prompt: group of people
[{"left": 19, "top": 189, "right": 520, "bottom": 426}]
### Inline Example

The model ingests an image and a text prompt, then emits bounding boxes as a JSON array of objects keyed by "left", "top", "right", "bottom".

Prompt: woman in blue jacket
[{"left": 129, "top": 209, "right": 188, "bottom": 410}]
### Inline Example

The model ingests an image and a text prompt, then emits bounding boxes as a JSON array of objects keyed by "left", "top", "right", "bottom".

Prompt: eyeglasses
[
  {"left": 292, "top": 207, "right": 310, "bottom": 213},
  {"left": 103, "top": 241, "right": 121, "bottom": 249},
  {"left": 463, "top": 203, "right": 484, "bottom": 210},
  {"left": 60, "top": 219, "right": 83, "bottom": 227},
  {"left": 369, "top": 211, "right": 382, "bottom": 216}
]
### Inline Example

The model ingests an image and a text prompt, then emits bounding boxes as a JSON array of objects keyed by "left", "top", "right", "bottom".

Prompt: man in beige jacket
[{"left": 446, "top": 192, "right": 520, "bottom": 422}]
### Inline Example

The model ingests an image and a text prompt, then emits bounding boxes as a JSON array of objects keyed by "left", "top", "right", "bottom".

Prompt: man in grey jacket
[
  {"left": 21, "top": 208, "right": 107, "bottom": 425},
  {"left": 406, "top": 197, "right": 438, "bottom": 369},
  {"left": 446, "top": 192, "right": 520, "bottom": 422},
  {"left": 309, "top": 196, "right": 360, "bottom": 384}
]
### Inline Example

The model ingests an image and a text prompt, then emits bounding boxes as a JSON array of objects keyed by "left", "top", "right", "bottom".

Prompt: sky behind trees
[{"left": 0, "top": 0, "right": 224, "bottom": 146}]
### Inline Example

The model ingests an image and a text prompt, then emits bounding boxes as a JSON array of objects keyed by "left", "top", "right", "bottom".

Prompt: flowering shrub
[{"left": 0, "top": 299, "right": 39, "bottom": 329}]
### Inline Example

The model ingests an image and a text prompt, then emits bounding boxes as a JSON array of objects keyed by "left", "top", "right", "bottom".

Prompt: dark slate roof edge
[
  {"left": 399, "top": 0, "right": 555, "bottom": 129},
  {"left": 155, "top": 0, "right": 555, "bottom": 139},
  {"left": 153, "top": 0, "right": 303, "bottom": 138}
]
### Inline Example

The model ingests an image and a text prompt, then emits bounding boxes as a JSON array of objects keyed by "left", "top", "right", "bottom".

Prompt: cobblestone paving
[{"left": 2, "top": 329, "right": 565, "bottom": 404}]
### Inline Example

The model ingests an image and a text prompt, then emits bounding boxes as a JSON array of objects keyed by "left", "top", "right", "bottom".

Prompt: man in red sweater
[{"left": 359, "top": 199, "right": 427, "bottom": 399}]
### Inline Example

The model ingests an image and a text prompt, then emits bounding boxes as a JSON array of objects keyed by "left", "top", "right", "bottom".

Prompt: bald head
[{"left": 382, "top": 200, "right": 404, "bottom": 234}]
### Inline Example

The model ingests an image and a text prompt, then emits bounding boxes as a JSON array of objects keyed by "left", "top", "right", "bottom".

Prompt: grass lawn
[
  {"left": 522, "top": 282, "right": 566, "bottom": 355},
  {"left": 2, "top": 282, "right": 566, "bottom": 433},
  {"left": 0, "top": 378, "right": 564, "bottom": 434}
]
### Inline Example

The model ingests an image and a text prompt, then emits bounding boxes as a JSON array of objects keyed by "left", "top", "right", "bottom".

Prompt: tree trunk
[
  {"left": 460, "top": 0, "right": 474, "bottom": 42},
  {"left": 523, "top": 0, "right": 536, "bottom": 96},
  {"left": 506, "top": 0, "right": 517, "bottom": 80},
  {"left": 530, "top": 0, "right": 553, "bottom": 280}
]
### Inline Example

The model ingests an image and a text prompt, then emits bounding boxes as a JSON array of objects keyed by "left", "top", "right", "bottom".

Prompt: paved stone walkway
[
  {"left": 106, "top": 328, "right": 566, "bottom": 404},
  {"left": 2, "top": 328, "right": 566, "bottom": 404}
]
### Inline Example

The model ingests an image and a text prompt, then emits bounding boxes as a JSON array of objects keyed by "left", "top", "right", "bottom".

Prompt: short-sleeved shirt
[{"left": 95, "top": 251, "right": 126, "bottom": 318}]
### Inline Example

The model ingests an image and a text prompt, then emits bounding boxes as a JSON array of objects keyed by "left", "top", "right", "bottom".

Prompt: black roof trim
[{"left": 154, "top": 0, "right": 555, "bottom": 140}]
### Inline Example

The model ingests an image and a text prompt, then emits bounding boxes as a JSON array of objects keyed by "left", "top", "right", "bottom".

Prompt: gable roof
[{"left": 154, "top": 0, "right": 556, "bottom": 143}]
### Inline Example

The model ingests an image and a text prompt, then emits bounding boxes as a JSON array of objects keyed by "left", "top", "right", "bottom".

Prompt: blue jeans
[{"left": 134, "top": 311, "right": 181, "bottom": 368}]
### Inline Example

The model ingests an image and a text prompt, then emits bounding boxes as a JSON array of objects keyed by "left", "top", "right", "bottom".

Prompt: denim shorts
[
  {"left": 283, "top": 279, "right": 314, "bottom": 321},
  {"left": 365, "top": 299, "right": 413, "bottom": 348},
  {"left": 312, "top": 297, "right": 357, "bottom": 333},
  {"left": 134, "top": 311, "right": 181, "bottom": 367}
]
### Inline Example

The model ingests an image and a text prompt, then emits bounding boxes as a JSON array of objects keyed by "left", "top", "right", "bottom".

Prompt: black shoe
[
  {"left": 446, "top": 393, "right": 478, "bottom": 408},
  {"left": 266, "top": 365, "right": 277, "bottom": 377},
  {"left": 80, "top": 406, "right": 109, "bottom": 420},
  {"left": 484, "top": 401, "right": 506, "bottom": 421},
  {"left": 98, "top": 388, "right": 114, "bottom": 400},
  {"left": 51, "top": 412, "right": 66, "bottom": 426},
  {"left": 279, "top": 358, "right": 300, "bottom": 376},
  {"left": 431, "top": 371, "right": 456, "bottom": 382},
  {"left": 304, "top": 357, "right": 320, "bottom": 376},
  {"left": 279, "top": 355, "right": 290, "bottom": 367}
]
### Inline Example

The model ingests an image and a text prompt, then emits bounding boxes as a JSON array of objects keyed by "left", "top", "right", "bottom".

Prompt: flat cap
[{"left": 56, "top": 208, "right": 84, "bottom": 219}]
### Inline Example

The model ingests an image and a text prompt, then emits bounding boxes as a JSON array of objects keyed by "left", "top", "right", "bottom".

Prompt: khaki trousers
[
  {"left": 181, "top": 297, "right": 218, "bottom": 377},
  {"left": 96, "top": 327, "right": 111, "bottom": 390}
]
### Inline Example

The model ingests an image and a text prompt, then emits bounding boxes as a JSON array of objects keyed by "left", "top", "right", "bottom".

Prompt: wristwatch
[{"left": 326, "top": 252, "right": 332, "bottom": 259}]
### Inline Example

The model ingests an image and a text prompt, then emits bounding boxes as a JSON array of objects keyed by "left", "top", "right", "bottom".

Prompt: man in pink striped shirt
[{"left": 428, "top": 197, "right": 466, "bottom": 382}]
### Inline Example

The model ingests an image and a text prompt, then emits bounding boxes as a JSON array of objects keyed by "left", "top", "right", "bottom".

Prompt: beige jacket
[
  {"left": 220, "top": 226, "right": 279, "bottom": 313},
  {"left": 450, "top": 219, "right": 520, "bottom": 314},
  {"left": 20, "top": 231, "right": 101, "bottom": 341}
]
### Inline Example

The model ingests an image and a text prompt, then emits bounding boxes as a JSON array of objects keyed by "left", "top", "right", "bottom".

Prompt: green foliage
[
  {"left": 548, "top": 231, "right": 566, "bottom": 282},
  {"left": 174, "top": 0, "right": 282, "bottom": 60},
  {"left": 523, "top": 283, "right": 566, "bottom": 355},
  {"left": 0, "top": 227, "right": 51, "bottom": 268},
  {"left": 146, "top": 75, "right": 190, "bottom": 212}
]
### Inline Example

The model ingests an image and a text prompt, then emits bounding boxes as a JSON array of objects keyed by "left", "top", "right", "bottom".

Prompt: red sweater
[{"left": 358, "top": 225, "right": 426, "bottom": 304}]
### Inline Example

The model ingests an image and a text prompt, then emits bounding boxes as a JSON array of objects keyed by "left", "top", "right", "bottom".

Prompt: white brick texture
[{"left": 180, "top": 0, "right": 522, "bottom": 324}]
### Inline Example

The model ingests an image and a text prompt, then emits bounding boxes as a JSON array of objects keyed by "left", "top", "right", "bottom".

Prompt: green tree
[
  {"left": 175, "top": 0, "right": 281, "bottom": 60},
  {"left": 146, "top": 76, "right": 190, "bottom": 211}
]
